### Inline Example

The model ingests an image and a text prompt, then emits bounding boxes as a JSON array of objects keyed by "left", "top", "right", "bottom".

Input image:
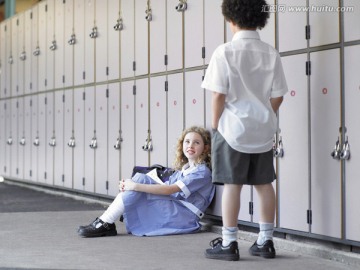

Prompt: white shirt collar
[
  {"left": 232, "top": 30, "right": 260, "bottom": 41},
  {"left": 181, "top": 163, "right": 197, "bottom": 176}
]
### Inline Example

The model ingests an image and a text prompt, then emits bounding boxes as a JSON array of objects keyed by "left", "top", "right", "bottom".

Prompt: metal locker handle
[
  {"left": 330, "top": 137, "right": 340, "bottom": 160},
  {"left": 8, "top": 56, "right": 13, "bottom": 64},
  {"left": 340, "top": 138, "right": 350, "bottom": 160},
  {"left": 49, "top": 40, "right": 57, "bottom": 51},
  {"left": 19, "top": 51, "right": 26, "bottom": 61},
  {"left": 7, "top": 137, "right": 13, "bottom": 145},
  {"left": 68, "top": 34, "right": 76, "bottom": 45},
  {"left": 68, "top": 137, "right": 76, "bottom": 148},
  {"left": 114, "top": 18, "right": 123, "bottom": 31},
  {"left": 89, "top": 27, "right": 98, "bottom": 38},
  {"left": 274, "top": 137, "right": 284, "bottom": 158},
  {"left": 19, "top": 137, "right": 26, "bottom": 146},
  {"left": 145, "top": 9, "right": 152, "bottom": 21},
  {"left": 176, "top": 1, "right": 187, "bottom": 12},
  {"left": 33, "top": 46, "right": 40, "bottom": 56},
  {"left": 33, "top": 137, "right": 40, "bottom": 146},
  {"left": 49, "top": 136, "right": 56, "bottom": 147},
  {"left": 114, "top": 137, "right": 122, "bottom": 150}
]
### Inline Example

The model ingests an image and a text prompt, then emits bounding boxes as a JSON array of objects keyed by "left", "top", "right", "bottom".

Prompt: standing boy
[{"left": 202, "top": 0, "right": 288, "bottom": 261}]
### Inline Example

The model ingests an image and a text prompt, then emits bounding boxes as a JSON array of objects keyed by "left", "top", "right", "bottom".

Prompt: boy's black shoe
[
  {"left": 205, "top": 237, "right": 240, "bottom": 261},
  {"left": 78, "top": 218, "right": 117, "bottom": 237},
  {"left": 249, "top": 240, "right": 276, "bottom": 259}
]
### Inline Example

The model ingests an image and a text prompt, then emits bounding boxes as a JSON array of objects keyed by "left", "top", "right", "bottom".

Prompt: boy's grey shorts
[{"left": 211, "top": 130, "right": 275, "bottom": 185}]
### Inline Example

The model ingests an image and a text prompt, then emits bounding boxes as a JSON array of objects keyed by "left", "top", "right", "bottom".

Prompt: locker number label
[
  {"left": 322, "top": 88, "right": 328, "bottom": 95},
  {"left": 290, "top": 90, "right": 296, "bottom": 97}
]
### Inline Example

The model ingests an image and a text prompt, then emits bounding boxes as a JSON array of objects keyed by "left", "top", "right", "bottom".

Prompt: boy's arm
[
  {"left": 270, "top": 96, "right": 284, "bottom": 113},
  {"left": 212, "top": 92, "right": 226, "bottom": 130}
]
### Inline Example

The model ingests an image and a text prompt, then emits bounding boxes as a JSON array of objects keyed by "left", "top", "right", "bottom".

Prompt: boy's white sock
[
  {"left": 256, "top": 222, "right": 274, "bottom": 245},
  {"left": 222, "top": 227, "right": 238, "bottom": 247},
  {"left": 99, "top": 193, "right": 125, "bottom": 224}
]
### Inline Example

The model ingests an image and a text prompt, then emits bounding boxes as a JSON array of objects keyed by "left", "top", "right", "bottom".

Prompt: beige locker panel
[
  {"left": 54, "top": 91, "right": 64, "bottom": 187},
  {"left": 64, "top": 0, "right": 74, "bottom": 87},
  {"left": 31, "top": 96, "right": 39, "bottom": 181},
  {"left": 310, "top": 49, "right": 341, "bottom": 238},
  {"left": 150, "top": 0, "right": 166, "bottom": 74},
  {"left": 205, "top": 88, "right": 212, "bottom": 130},
  {"left": 278, "top": 54, "right": 309, "bottom": 232},
  {"left": 167, "top": 73, "right": 184, "bottom": 162},
  {"left": 134, "top": 0, "right": 149, "bottom": 76},
  {"left": 73, "top": 0, "right": 85, "bottom": 86},
  {"left": 344, "top": 45, "right": 360, "bottom": 242},
  {"left": 204, "top": 0, "right": 224, "bottom": 65},
  {"left": 23, "top": 96, "right": 32, "bottom": 180},
  {"left": 309, "top": 0, "right": 339, "bottom": 47},
  {"left": 107, "top": 0, "right": 120, "bottom": 81},
  {"left": 16, "top": 14, "right": 25, "bottom": 96},
  {"left": 107, "top": 83, "right": 120, "bottom": 196},
  {"left": 166, "top": 0, "right": 183, "bottom": 71},
  {"left": 120, "top": 81, "right": 135, "bottom": 179},
  {"left": 54, "top": 0, "right": 65, "bottom": 89},
  {"left": 11, "top": 16, "right": 20, "bottom": 97},
  {"left": 37, "top": 94, "right": 47, "bottom": 183},
  {"left": 149, "top": 76, "right": 167, "bottom": 166},
  {"left": 73, "top": 89, "right": 86, "bottom": 191},
  {"left": 31, "top": 5, "right": 39, "bottom": 93},
  {"left": 63, "top": 90, "right": 74, "bottom": 189},
  {"left": 343, "top": 0, "right": 360, "bottom": 41},
  {"left": 135, "top": 78, "right": 149, "bottom": 166},
  {"left": 46, "top": 93, "right": 54, "bottom": 184},
  {"left": 10, "top": 99, "right": 18, "bottom": 178},
  {"left": 258, "top": 0, "right": 275, "bottom": 47},
  {"left": 278, "top": 0, "right": 307, "bottom": 52},
  {"left": 84, "top": 0, "right": 95, "bottom": 84},
  {"left": 0, "top": 23, "right": 7, "bottom": 98},
  {"left": 4, "top": 101, "right": 11, "bottom": 177},
  {"left": 95, "top": 0, "right": 108, "bottom": 83},
  {"left": 38, "top": 1, "right": 47, "bottom": 92},
  {"left": 120, "top": 0, "right": 135, "bottom": 79},
  {"left": 184, "top": 0, "right": 203, "bottom": 68},
  {"left": 18, "top": 98, "right": 25, "bottom": 180},
  {"left": 46, "top": 0, "right": 55, "bottom": 90},
  {"left": 84, "top": 86, "right": 95, "bottom": 192},
  {"left": 24, "top": 10, "right": 33, "bottom": 94},
  {"left": 0, "top": 100, "right": 5, "bottom": 175},
  {"left": 95, "top": 85, "right": 108, "bottom": 195},
  {"left": 185, "top": 70, "right": 205, "bottom": 128}
]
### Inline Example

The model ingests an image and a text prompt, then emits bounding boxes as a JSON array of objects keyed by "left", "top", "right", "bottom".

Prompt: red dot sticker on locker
[
  {"left": 113, "top": 106, "right": 116, "bottom": 110},
  {"left": 173, "top": 100, "right": 177, "bottom": 106},
  {"left": 140, "top": 103, "right": 143, "bottom": 108},
  {"left": 156, "top": 102, "right": 160, "bottom": 107},
  {"left": 100, "top": 106, "right": 103, "bottom": 111},
  {"left": 193, "top": 99, "right": 197, "bottom": 104},
  {"left": 126, "top": 105, "right": 129, "bottom": 109},
  {"left": 290, "top": 90, "right": 296, "bottom": 97},
  {"left": 322, "top": 88, "right": 328, "bottom": 95},
  {"left": 78, "top": 108, "right": 80, "bottom": 112}
]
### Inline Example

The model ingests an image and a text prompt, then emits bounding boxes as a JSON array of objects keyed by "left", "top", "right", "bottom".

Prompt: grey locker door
[
  {"left": 95, "top": 85, "right": 108, "bottom": 195},
  {"left": 149, "top": 76, "right": 167, "bottom": 166},
  {"left": 120, "top": 0, "right": 135, "bottom": 79},
  {"left": 64, "top": 0, "right": 74, "bottom": 88},
  {"left": 0, "top": 100, "right": 5, "bottom": 175},
  {"left": 344, "top": 45, "right": 360, "bottom": 242},
  {"left": 54, "top": 91, "right": 65, "bottom": 187},
  {"left": 24, "top": 9, "right": 33, "bottom": 95},
  {"left": 278, "top": 54, "right": 309, "bottom": 232},
  {"left": 38, "top": 1, "right": 47, "bottom": 92},
  {"left": 73, "top": 0, "right": 85, "bottom": 86},
  {"left": 11, "top": 16, "right": 20, "bottom": 97},
  {"left": 24, "top": 96, "right": 32, "bottom": 180},
  {"left": 4, "top": 101, "right": 11, "bottom": 177},
  {"left": 31, "top": 5, "right": 39, "bottom": 93},
  {"left": 46, "top": 0, "right": 55, "bottom": 91},
  {"left": 120, "top": 81, "right": 136, "bottom": 180},
  {"left": 46, "top": 93, "right": 54, "bottom": 184},
  {"left": 10, "top": 98, "right": 18, "bottom": 178},
  {"left": 258, "top": 0, "right": 275, "bottom": 47},
  {"left": 17, "top": 98, "right": 25, "bottom": 179},
  {"left": 134, "top": 0, "right": 149, "bottom": 76},
  {"left": 84, "top": 86, "right": 95, "bottom": 192},
  {"left": 73, "top": 88, "right": 85, "bottom": 191},
  {"left": 63, "top": 89, "right": 74, "bottom": 189},
  {"left": 37, "top": 93, "right": 47, "bottom": 183},
  {"left": 0, "top": 23, "right": 7, "bottom": 98},
  {"left": 107, "top": 0, "right": 121, "bottom": 81},
  {"left": 95, "top": 0, "right": 108, "bottom": 83},
  {"left": 310, "top": 49, "right": 341, "bottom": 238},
  {"left": 166, "top": 0, "right": 182, "bottom": 71},
  {"left": 31, "top": 96, "right": 39, "bottom": 181},
  {"left": 84, "top": 0, "right": 95, "bottom": 84},
  {"left": 54, "top": 0, "right": 65, "bottom": 89},
  {"left": 343, "top": 0, "right": 360, "bottom": 41},
  {"left": 150, "top": 0, "right": 166, "bottom": 74},
  {"left": 108, "top": 83, "right": 120, "bottom": 197}
]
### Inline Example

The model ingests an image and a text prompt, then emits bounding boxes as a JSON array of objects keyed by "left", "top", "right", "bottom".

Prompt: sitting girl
[{"left": 78, "top": 126, "right": 215, "bottom": 237}]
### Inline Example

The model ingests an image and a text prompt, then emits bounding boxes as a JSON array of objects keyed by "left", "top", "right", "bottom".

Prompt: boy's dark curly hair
[{"left": 222, "top": 0, "right": 270, "bottom": 30}]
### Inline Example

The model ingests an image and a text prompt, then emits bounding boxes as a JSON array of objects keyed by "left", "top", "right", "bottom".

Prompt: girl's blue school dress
[{"left": 122, "top": 163, "right": 215, "bottom": 236}]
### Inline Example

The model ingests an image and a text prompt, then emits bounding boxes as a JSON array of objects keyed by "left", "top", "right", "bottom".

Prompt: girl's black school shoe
[
  {"left": 78, "top": 217, "right": 117, "bottom": 237},
  {"left": 249, "top": 240, "right": 276, "bottom": 259},
  {"left": 204, "top": 237, "right": 240, "bottom": 261}
]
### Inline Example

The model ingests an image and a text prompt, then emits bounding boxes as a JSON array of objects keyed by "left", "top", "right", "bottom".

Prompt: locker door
[
  {"left": 120, "top": 81, "right": 135, "bottom": 179},
  {"left": 0, "top": 23, "right": 6, "bottom": 98},
  {"left": 95, "top": 85, "right": 108, "bottom": 195},
  {"left": 54, "top": 91, "right": 64, "bottom": 187},
  {"left": 309, "top": 0, "right": 339, "bottom": 47},
  {"left": 150, "top": 0, "right": 166, "bottom": 74},
  {"left": 204, "top": 0, "right": 224, "bottom": 65},
  {"left": 46, "top": 0, "right": 55, "bottom": 90},
  {"left": 31, "top": 96, "right": 39, "bottom": 181},
  {"left": 120, "top": 0, "right": 135, "bottom": 79},
  {"left": 84, "top": 0, "right": 95, "bottom": 84},
  {"left": 4, "top": 101, "right": 11, "bottom": 177},
  {"left": 278, "top": 54, "right": 309, "bottom": 232},
  {"left": 166, "top": 0, "right": 182, "bottom": 71},
  {"left": 17, "top": 13, "right": 25, "bottom": 96},
  {"left": 184, "top": 0, "right": 203, "bottom": 68},
  {"left": 73, "top": 0, "right": 85, "bottom": 86},
  {"left": 95, "top": 0, "right": 108, "bottom": 83},
  {"left": 37, "top": 93, "right": 47, "bottom": 182},
  {"left": 11, "top": 16, "right": 19, "bottom": 97},
  {"left": 149, "top": 76, "right": 167, "bottom": 166},
  {"left": 107, "top": 0, "right": 120, "bottom": 81},
  {"left": 24, "top": 10, "right": 33, "bottom": 94},
  {"left": 10, "top": 99, "right": 18, "bottom": 178},
  {"left": 344, "top": 45, "right": 360, "bottom": 242},
  {"left": 73, "top": 89, "right": 85, "bottom": 191},
  {"left": 258, "top": 0, "right": 275, "bottom": 47},
  {"left": 310, "top": 49, "right": 341, "bottom": 238},
  {"left": 343, "top": 0, "right": 360, "bottom": 42},
  {"left": 63, "top": 89, "right": 74, "bottom": 189},
  {"left": 46, "top": 93, "right": 55, "bottom": 184},
  {"left": 54, "top": 0, "right": 65, "bottom": 89},
  {"left": 24, "top": 96, "right": 32, "bottom": 180},
  {"left": 278, "top": 0, "right": 307, "bottom": 52},
  {"left": 17, "top": 98, "right": 25, "bottom": 179},
  {"left": 167, "top": 73, "right": 184, "bottom": 163},
  {"left": 38, "top": 1, "right": 47, "bottom": 92},
  {"left": 0, "top": 100, "right": 4, "bottom": 175},
  {"left": 5, "top": 21, "right": 12, "bottom": 97},
  {"left": 135, "top": 78, "right": 149, "bottom": 166},
  {"left": 64, "top": 0, "right": 74, "bottom": 88},
  {"left": 108, "top": 83, "right": 120, "bottom": 196},
  {"left": 185, "top": 70, "right": 205, "bottom": 127},
  {"left": 84, "top": 86, "right": 95, "bottom": 192},
  {"left": 31, "top": 5, "right": 39, "bottom": 93},
  {"left": 135, "top": 0, "right": 149, "bottom": 76}
]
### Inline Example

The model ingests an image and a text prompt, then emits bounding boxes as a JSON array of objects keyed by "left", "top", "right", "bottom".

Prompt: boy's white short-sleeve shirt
[{"left": 202, "top": 30, "right": 288, "bottom": 153}]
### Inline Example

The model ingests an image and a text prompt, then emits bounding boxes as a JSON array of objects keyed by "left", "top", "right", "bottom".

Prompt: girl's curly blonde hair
[{"left": 173, "top": 126, "right": 211, "bottom": 170}]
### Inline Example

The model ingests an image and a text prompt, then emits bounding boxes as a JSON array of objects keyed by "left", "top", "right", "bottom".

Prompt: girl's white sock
[
  {"left": 99, "top": 193, "right": 125, "bottom": 224},
  {"left": 256, "top": 222, "right": 274, "bottom": 245},
  {"left": 222, "top": 226, "right": 238, "bottom": 247}
]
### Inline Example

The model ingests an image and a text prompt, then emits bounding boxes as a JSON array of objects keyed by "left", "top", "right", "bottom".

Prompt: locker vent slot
[
  {"left": 164, "top": 54, "right": 168, "bottom": 66},
  {"left": 63, "top": 75, "right": 65, "bottom": 84},
  {"left": 30, "top": 82, "right": 32, "bottom": 90},
  {"left": 106, "top": 67, "right": 109, "bottom": 76},
  {"left": 62, "top": 175, "right": 65, "bottom": 182},
  {"left": 82, "top": 177, "right": 85, "bottom": 186},
  {"left": 45, "top": 79, "right": 47, "bottom": 87},
  {"left": 44, "top": 172, "right": 47, "bottom": 179},
  {"left": 249, "top": 201, "right": 254, "bottom": 215},
  {"left": 106, "top": 89, "right": 109, "bottom": 98},
  {"left": 202, "top": 47, "right": 205, "bottom": 59},
  {"left": 62, "top": 94, "right": 65, "bottom": 102},
  {"left": 106, "top": 181, "right": 109, "bottom": 190},
  {"left": 83, "top": 92, "right": 86, "bottom": 100},
  {"left": 133, "top": 85, "right": 136, "bottom": 95},
  {"left": 30, "top": 170, "right": 32, "bottom": 177},
  {"left": 45, "top": 97, "right": 47, "bottom": 105},
  {"left": 305, "top": 25, "right": 311, "bottom": 40},
  {"left": 306, "top": 61, "right": 311, "bottom": 76},
  {"left": 4, "top": 166, "right": 6, "bottom": 173},
  {"left": 165, "top": 81, "right": 168, "bottom": 92},
  {"left": 133, "top": 61, "right": 136, "bottom": 71},
  {"left": 307, "top": 210, "right": 312, "bottom": 225},
  {"left": 83, "top": 71, "right": 86, "bottom": 80}
]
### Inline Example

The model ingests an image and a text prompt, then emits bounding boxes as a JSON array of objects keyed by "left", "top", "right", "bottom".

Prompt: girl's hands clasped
[{"left": 119, "top": 179, "right": 136, "bottom": 192}]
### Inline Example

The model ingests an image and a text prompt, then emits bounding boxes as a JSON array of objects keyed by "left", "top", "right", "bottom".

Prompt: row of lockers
[{"left": 1, "top": 0, "right": 359, "bottom": 98}]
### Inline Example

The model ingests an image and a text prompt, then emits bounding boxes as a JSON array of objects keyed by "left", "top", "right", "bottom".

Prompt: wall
[{"left": 0, "top": 0, "right": 360, "bottom": 246}]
